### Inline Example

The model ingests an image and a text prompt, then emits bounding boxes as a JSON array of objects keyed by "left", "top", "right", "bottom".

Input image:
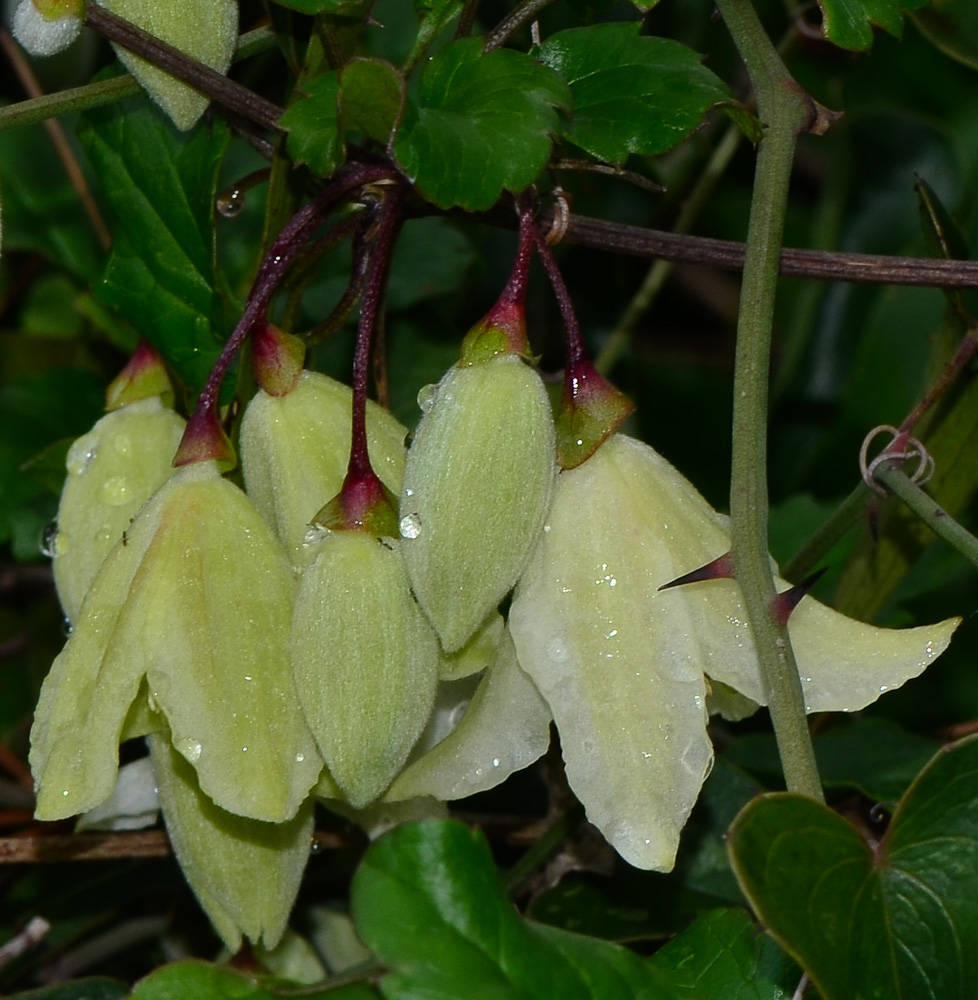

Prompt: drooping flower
[
  {"left": 509, "top": 433, "right": 960, "bottom": 871},
  {"left": 31, "top": 461, "right": 321, "bottom": 824}
]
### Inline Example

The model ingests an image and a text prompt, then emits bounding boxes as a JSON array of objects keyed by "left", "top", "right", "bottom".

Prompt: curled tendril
[{"left": 859, "top": 424, "right": 935, "bottom": 497}]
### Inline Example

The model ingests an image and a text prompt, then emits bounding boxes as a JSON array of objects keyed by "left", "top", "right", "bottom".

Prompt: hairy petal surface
[
  {"left": 98, "top": 0, "right": 238, "bottom": 130},
  {"left": 149, "top": 733, "right": 313, "bottom": 951},
  {"left": 399, "top": 356, "right": 555, "bottom": 652},
  {"left": 292, "top": 533, "right": 439, "bottom": 808}
]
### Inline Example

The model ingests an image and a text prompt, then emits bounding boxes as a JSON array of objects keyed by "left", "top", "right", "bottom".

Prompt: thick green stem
[{"left": 715, "top": 0, "right": 824, "bottom": 802}]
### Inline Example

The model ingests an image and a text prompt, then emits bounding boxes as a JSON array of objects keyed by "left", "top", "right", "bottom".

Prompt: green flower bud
[
  {"left": 149, "top": 732, "right": 313, "bottom": 951},
  {"left": 292, "top": 532, "right": 439, "bottom": 808},
  {"left": 509, "top": 434, "right": 960, "bottom": 870},
  {"left": 31, "top": 462, "right": 321, "bottom": 824},
  {"left": 51, "top": 396, "right": 185, "bottom": 626},
  {"left": 399, "top": 355, "right": 555, "bottom": 652},
  {"left": 386, "top": 627, "right": 550, "bottom": 803},
  {"left": 240, "top": 371, "right": 407, "bottom": 567},
  {"left": 99, "top": 0, "right": 238, "bottom": 131}
]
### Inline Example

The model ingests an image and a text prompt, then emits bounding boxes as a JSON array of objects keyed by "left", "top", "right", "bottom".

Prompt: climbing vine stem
[{"left": 714, "top": 0, "right": 825, "bottom": 802}]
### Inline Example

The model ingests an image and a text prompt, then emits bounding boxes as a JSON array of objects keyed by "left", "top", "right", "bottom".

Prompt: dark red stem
[
  {"left": 176, "top": 163, "right": 399, "bottom": 464},
  {"left": 347, "top": 182, "right": 409, "bottom": 480},
  {"left": 531, "top": 226, "right": 585, "bottom": 368}
]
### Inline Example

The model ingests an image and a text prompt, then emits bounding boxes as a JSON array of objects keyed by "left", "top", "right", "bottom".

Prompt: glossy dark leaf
[
  {"left": 538, "top": 24, "right": 731, "bottom": 165},
  {"left": 816, "top": 0, "right": 929, "bottom": 50},
  {"left": 281, "top": 71, "right": 345, "bottom": 176},
  {"left": 78, "top": 102, "right": 230, "bottom": 391},
  {"left": 728, "top": 735, "right": 978, "bottom": 1000},
  {"left": 650, "top": 908, "right": 799, "bottom": 999},
  {"left": 351, "top": 818, "right": 681, "bottom": 999},
  {"left": 394, "top": 38, "right": 570, "bottom": 210}
]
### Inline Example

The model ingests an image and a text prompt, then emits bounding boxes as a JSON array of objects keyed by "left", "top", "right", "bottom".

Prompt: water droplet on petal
[
  {"left": 417, "top": 383, "right": 438, "bottom": 413},
  {"left": 491, "top": 758, "right": 500, "bottom": 767},
  {"left": 66, "top": 435, "right": 98, "bottom": 475},
  {"left": 179, "top": 739, "right": 202, "bottom": 763},
  {"left": 295, "top": 753, "right": 304, "bottom": 763},
  {"left": 399, "top": 513, "right": 422, "bottom": 539},
  {"left": 303, "top": 524, "right": 328, "bottom": 547},
  {"left": 62, "top": 617, "right": 73, "bottom": 637},
  {"left": 40, "top": 521, "right": 59, "bottom": 558}
]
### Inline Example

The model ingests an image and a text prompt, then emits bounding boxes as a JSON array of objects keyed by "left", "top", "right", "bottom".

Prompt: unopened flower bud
[
  {"left": 105, "top": 342, "right": 173, "bottom": 411},
  {"left": 240, "top": 371, "right": 407, "bottom": 566},
  {"left": 399, "top": 355, "right": 555, "bottom": 652},
  {"left": 292, "top": 532, "right": 439, "bottom": 808},
  {"left": 51, "top": 396, "right": 185, "bottom": 625},
  {"left": 97, "top": 0, "right": 238, "bottom": 130},
  {"left": 149, "top": 732, "right": 313, "bottom": 951}
]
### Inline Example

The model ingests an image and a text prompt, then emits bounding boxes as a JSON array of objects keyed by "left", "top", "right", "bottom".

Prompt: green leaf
[
  {"left": 341, "top": 59, "right": 403, "bottom": 144},
  {"left": 394, "top": 37, "right": 570, "bottom": 210},
  {"left": 538, "top": 24, "right": 731, "bottom": 165},
  {"left": 131, "top": 959, "right": 278, "bottom": 999},
  {"left": 650, "top": 908, "right": 799, "bottom": 999},
  {"left": 912, "top": 0, "right": 978, "bottom": 71},
  {"left": 728, "top": 735, "right": 978, "bottom": 1000},
  {"left": 4, "top": 979, "right": 130, "bottom": 1000},
  {"left": 271, "top": 0, "right": 360, "bottom": 12},
  {"left": 816, "top": 0, "right": 930, "bottom": 51},
  {"left": 280, "top": 71, "right": 345, "bottom": 176},
  {"left": 77, "top": 100, "right": 231, "bottom": 391},
  {"left": 351, "top": 818, "right": 678, "bottom": 999}
]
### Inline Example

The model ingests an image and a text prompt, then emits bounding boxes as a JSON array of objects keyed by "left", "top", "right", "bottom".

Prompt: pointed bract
[
  {"left": 292, "top": 533, "right": 439, "bottom": 808},
  {"left": 399, "top": 355, "right": 555, "bottom": 652}
]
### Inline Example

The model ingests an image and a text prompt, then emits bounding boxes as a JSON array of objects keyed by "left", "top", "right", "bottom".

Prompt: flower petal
[{"left": 509, "top": 438, "right": 714, "bottom": 871}]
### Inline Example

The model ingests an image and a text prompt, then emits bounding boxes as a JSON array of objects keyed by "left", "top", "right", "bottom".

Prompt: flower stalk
[{"left": 714, "top": 0, "right": 824, "bottom": 802}]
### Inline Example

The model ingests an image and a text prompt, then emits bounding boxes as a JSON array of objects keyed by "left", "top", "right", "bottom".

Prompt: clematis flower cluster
[{"left": 33, "top": 312, "right": 960, "bottom": 948}]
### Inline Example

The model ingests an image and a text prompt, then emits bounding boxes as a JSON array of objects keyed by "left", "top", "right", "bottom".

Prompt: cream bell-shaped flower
[
  {"left": 31, "top": 461, "right": 321, "bottom": 824},
  {"left": 399, "top": 355, "right": 555, "bottom": 652},
  {"left": 51, "top": 396, "right": 185, "bottom": 625},
  {"left": 96, "top": 0, "right": 238, "bottom": 130},
  {"left": 240, "top": 371, "right": 408, "bottom": 568},
  {"left": 292, "top": 531, "right": 439, "bottom": 809},
  {"left": 509, "top": 433, "right": 960, "bottom": 871},
  {"left": 148, "top": 731, "right": 314, "bottom": 952}
]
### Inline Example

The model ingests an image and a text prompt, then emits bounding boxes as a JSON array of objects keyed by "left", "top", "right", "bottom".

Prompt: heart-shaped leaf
[
  {"left": 538, "top": 23, "right": 731, "bottom": 165},
  {"left": 728, "top": 735, "right": 978, "bottom": 1000},
  {"left": 394, "top": 37, "right": 570, "bottom": 210}
]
